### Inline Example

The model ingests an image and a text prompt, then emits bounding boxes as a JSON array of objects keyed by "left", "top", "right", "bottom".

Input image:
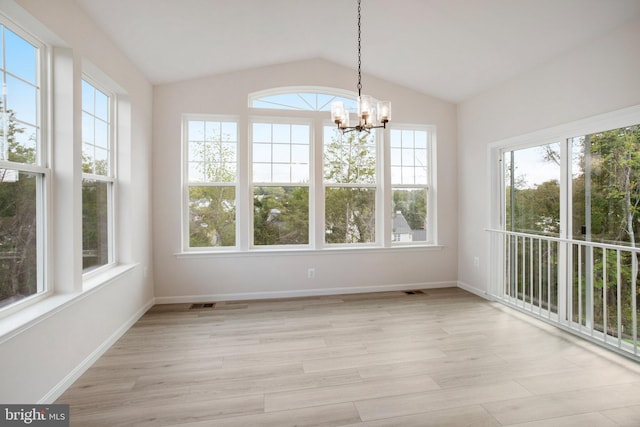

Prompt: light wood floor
[{"left": 57, "top": 288, "right": 640, "bottom": 426}]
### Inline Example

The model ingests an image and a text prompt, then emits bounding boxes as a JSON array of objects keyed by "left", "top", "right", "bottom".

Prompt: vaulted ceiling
[{"left": 75, "top": 0, "right": 640, "bottom": 103}]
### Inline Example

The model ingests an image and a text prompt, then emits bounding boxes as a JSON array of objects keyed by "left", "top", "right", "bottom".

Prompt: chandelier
[{"left": 331, "top": 0, "right": 391, "bottom": 133}]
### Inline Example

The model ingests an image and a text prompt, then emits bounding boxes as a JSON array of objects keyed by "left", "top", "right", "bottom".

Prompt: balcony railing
[{"left": 487, "top": 229, "right": 639, "bottom": 361}]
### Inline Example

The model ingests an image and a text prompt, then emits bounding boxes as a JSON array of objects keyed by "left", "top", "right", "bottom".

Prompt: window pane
[
  {"left": 188, "top": 120, "right": 205, "bottom": 141},
  {"left": 95, "top": 119, "right": 109, "bottom": 149},
  {"left": 94, "top": 147, "right": 108, "bottom": 176},
  {"left": 0, "top": 171, "right": 40, "bottom": 308},
  {"left": 82, "top": 80, "right": 112, "bottom": 177},
  {"left": 272, "top": 144, "right": 290, "bottom": 163},
  {"left": 6, "top": 74, "right": 37, "bottom": 125},
  {"left": 189, "top": 186, "right": 236, "bottom": 247},
  {"left": 323, "top": 127, "right": 376, "bottom": 184},
  {"left": 221, "top": 122, "right": 237, "bottom": 141},
  {"left": 82, "top": 179, "right": 110, "bottom": 272},
  {"left": 272, "top": 164, "right": 290, "bottom": 182},
  {"left": 250, "top": 90, "right": 356, "bottom": 112},
  {"left": 8, "top": 123, "right": 37, "bottom": 164},
  {"left": 325, "top": 187, "right": 375, "bottom": 244},
  {"left": 254, "top": 186, "right": 309, "bottom": 246},
  {"left": 253, "top": 123, "right": 271, "bottom": 143},
  {"left": 272, "top": 124, "right": 290, "bottom": 143},
  {"left": 392, "top": 188, "right": 427, "bottom": 242},
  {"left": 571, "top": 125, "right": 640, "bottom": 246},
  {"left": 252, "top": 122, "right": 310, "bottom": 185},
  {"left": 81, "top": 80, "right": 94, "bottom": 114},
  {"left": 504, "top": 143, "right": 561, "bottom": 236},
  {"left": 188, "top": 119, "right": 237, "bottom": 183},
  {"left": 4, "top": 28, "right": 36, "bottom": 84},
  {"left": 291, "top": 125, "right": 309, "bottom": 144},
  {"left": 94, "top": 89, "right": 109, "bottom": 122},
  {"left": 82, "top": 112, "right": 95, "bottom": 144}
]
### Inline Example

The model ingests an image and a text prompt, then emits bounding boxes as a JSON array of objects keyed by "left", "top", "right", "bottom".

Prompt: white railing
[{"left": 487, "top": 229, "right": 639, "bottom": 361}]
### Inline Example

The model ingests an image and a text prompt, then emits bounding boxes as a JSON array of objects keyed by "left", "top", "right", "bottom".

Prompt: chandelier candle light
[{"left": 331, "top": 0, "right": 391, "bottom": 133}]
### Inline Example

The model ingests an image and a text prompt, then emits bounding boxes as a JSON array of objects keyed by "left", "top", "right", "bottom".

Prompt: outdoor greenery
[
  {"left": 505, "top": 125, "right": 640, "bottom": 341},
  {"left": 0, "top": 108, "right": 38, "bottom": 307}
]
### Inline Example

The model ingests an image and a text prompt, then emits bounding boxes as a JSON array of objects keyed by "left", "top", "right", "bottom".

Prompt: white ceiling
[{"left": 74, "top": 0, "right": 640, "bottom": 103}]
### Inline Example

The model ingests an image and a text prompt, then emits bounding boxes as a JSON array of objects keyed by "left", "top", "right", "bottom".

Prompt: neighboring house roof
[{"left": 392, "top": 211, "right": 412, "bottom": 234}]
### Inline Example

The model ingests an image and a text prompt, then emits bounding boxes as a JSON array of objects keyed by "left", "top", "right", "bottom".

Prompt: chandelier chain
[{"left": 357, "top": 0, "right": 362, "bottom": 96}]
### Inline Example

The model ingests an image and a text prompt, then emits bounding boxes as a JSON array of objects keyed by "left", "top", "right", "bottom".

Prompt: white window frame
[
  {"left": 81, "top": 76, "right": 116, "bottom": 278},
  {"left": 389, "top": 124, "right": 436, "bottom": 246},
  {"left": 180, "top": 87, "right": 439, "bottom": 254},
  {"left": 249, "top": 116, "right": 313, "bottom": 250},
  {"left": 322, "top": 124, "right": 380, "bottom": 247},
  {"left": 488, "top": 104, "right": 640, "bottom": 341},
  {"left": 182, "top": 114, "right": 240, "bottom": 252},
  {"left": 0, "top": 16, "right": 49, "bottom": 316}
]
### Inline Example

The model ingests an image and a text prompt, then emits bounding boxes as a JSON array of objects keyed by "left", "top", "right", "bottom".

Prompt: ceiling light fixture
[{"left": 331, "top": 0, "right": 391, "bottom": 134}]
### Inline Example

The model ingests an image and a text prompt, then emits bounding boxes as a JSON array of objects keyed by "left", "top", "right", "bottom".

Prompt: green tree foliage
[
  {"left": 253, "top": 186, "right": 309, "bottom": 245},
  {"left": 190, "top": 186, "right": 236, "bottom": 247},
  {"left": 573, "top": 126, "right": 640, "bottom": 337},
  {"left": 0, "top": 108, "right": 38, "bottom": 306},
  {"left": 324, "top": 130, "right": 376, "bottom": 243},
  {"left": 505, "top": 126, "right": 640, "bottom": 340},
  {"left": 188, "top": 131, "right": 237, "bottom": 247}
]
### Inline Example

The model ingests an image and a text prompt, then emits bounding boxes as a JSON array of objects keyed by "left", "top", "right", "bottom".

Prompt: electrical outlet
[
  {"left": 473, "top": 257, "right": 480, "bottom": 268},
  {"left": 307, "top": 268, "right": 315, "bottom": 279}
]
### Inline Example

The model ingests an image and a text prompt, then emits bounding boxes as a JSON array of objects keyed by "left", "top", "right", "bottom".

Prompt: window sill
[
  {"left": 175, "top": 245, "right": 444, "bottom": 259},
  {"left": 0, "top": 263, "right": 138, "bottom": 345}
]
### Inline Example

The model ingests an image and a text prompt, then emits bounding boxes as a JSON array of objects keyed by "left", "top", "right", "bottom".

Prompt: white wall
[
  {"left": 153, "top": 58, "right": 458, "bottom": 301},
  {"left": 457, "top": 17, "right": 640, "bottom": 294},
  {"left": 0, "top": 0, "right": 154, "bottom": 403}
]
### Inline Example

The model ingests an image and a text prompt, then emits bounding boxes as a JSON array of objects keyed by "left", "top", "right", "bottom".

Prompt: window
[
  {"left": 252, "top": 121, "right": 310, "bottom": 246},
  {"left": 181, "top": 88, "right": 438, "bottom": 252},
  {"left": 324, "top": 127, "right": 377, "bottom": 244},
  {"left": 0, "top": 23, "right": 45, "bottom": 309},
  {"left": 504, "top": 143, "right": 561, "bottom": 236},
  {"left": 489, "top": 107, "right": 640, "bottom": 360},
  {"left": 390, "top": 127, "right": 431, "bottom": 244},
  {"left": 185, "top": 117, "right": 238, "bottom": 248},
  {"left": 250, "top": 88, "right": 357, "bottom": 112},
  {"left": 81, "top": 79, "right": 114, "bottom": 272}
]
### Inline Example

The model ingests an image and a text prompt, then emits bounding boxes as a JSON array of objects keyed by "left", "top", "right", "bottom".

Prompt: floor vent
[
  {"left": 189, "top": 303, "right": 216, "bottom": 310},
  {"left": 404, "top": 290, "right": 424, "bottom": 295}
]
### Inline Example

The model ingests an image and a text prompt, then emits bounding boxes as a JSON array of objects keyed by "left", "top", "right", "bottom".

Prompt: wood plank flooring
[{"left": 56, "top": 288, "right": 640, "bottom": 426}]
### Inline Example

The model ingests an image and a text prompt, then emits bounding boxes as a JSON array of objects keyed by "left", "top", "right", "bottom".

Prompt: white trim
[
  {"left": 0, "top": 263, "right": 137, "bottom": 344},
  {"left": 175, "top": 244, "right": 444, "bottom": 259},
  {"left": 155, "top": 280, "right": 457, "bottom": 304},
  {"left": 457, "top": 281, "right": 493, "bottom": 300},
  {"left": 39, "top": 296, "right": 155, "bottom": 403}
]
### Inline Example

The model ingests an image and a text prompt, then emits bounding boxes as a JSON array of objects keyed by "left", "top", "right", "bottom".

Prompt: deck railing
[{"left": 487, "top": 229, "right": 639, "bottom": 360}]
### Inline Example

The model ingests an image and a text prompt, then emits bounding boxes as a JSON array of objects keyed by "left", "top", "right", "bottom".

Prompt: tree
[
  {"left": 0, "top": 107, "right": 38, "bottom": 305},
  {"left": 188, "top": 132, "right": 237, "bottom": 247},
  {"left": 324, "top": 130, "right": 376, "bottom": 243},
  {"left": 253, "top": 186, "right": 309, "bottom": 245}
]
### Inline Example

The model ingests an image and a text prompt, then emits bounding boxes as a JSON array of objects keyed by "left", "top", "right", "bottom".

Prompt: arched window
[{"left": 249, "top": 87, "right": 357, "bottom": 112}]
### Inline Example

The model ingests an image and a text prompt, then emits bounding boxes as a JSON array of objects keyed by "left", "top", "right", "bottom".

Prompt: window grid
[
  {"left": 390, "top": 128, "right": 429, "bottom": 186},
  {"left": 251, "top": 121, "right": 311, "bottom": 247},
  {"left": 81, "top": 79, "right": 115, "bottom": 273},
  {"left": 0, "top": 21, "right": 46, "bottom": 312},
  {"left": 186, "top": 118, "right": 238, "bottom": 249},
  {"left": 187, "top": 120, "right": 237, "bottom": 184},
  {"left": 252, "top": 122, "right": 310, "bottom": 184},
  {"left": 390, "top": 127, "right": 431, "bottom": 245}
]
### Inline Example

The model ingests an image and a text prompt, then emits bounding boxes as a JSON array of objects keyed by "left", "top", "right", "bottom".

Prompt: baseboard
[
  {"left": 154, "top": 281, "right": 458, "bottom": 304},
  {"left": 456, "top": 281, "right": 493, "bottom": 300},
  {"left": 39, "top": 297, "right": 155, "bottom": 404}
]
